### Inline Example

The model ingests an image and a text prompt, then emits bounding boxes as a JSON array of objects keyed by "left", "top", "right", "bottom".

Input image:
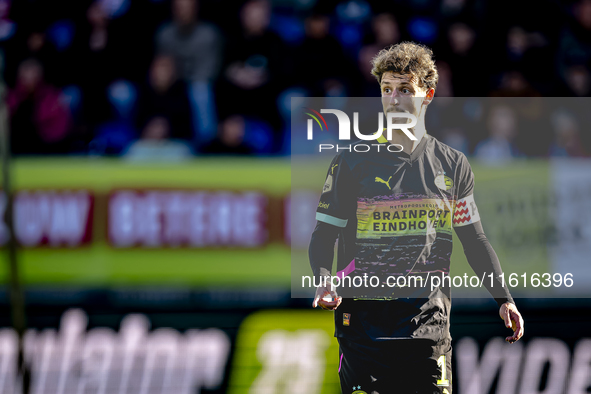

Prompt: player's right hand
[
  {"left": 499, "top": 302, "right": 524, "bottom": 344},
  {"left": 312, "top": 279, "right": 342, "bottom": 310}
]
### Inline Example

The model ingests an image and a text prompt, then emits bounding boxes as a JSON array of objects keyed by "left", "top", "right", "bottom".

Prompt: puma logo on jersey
[
  {"left": 331, "top": 164, "right": 339, "bottom": 174},
  {"left": 375, "top": 176, "right": 392, "bottom": 190}
]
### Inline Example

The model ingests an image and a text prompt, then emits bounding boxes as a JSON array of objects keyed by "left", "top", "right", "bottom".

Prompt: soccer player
[{"left": 309, "top": 42, "right": 524, "bottom": 394}]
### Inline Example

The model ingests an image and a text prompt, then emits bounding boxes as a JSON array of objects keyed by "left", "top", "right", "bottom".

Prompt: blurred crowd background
[
  {"left": 3, "top": 0, "right": 591, "bottom": 159},
  {"left": 2, "top": 1, "right": 591, "bottom": 393}
]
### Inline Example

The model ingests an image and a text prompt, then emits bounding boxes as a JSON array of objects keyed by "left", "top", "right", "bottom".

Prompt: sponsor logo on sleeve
[
  {"left": 318, "top": 201, "right": 330, "bottom": 209},
  {"left": 322, "top": 175, "right": 333, "bottom": 194}
]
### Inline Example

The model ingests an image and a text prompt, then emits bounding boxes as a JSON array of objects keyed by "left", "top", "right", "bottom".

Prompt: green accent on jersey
[{"left": 316, "top": 212, "right": 348, "bottom": 228}]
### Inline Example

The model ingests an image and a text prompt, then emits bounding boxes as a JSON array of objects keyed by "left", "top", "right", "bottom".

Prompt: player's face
[{"left": 380, "top": 71, "right": 433, "bottom": 125}]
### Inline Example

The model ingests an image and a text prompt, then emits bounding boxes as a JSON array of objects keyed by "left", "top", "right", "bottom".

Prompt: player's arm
[
  {"left": 454, "top": 222, "right": 524, "bottom": 343},
  {"left": 309, "top": 154, "right": 353, "bottom": 310},
  {"left": 452, "top": 154, "right": 524, "bottom": 343},
  {"left": 309, "top": 221, "right": 341, "bottom": 310}
]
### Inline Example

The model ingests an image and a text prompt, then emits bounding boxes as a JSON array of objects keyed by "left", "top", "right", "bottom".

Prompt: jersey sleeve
[
  {"left": 315, "top": 154, "right": 356, "bottom": 228},
  {"left": 453, "top": 154, "right": 481, "bottom": 228}
]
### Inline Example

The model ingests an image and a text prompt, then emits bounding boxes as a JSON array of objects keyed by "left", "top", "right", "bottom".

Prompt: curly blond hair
[{"left": 371, "top": 42, "right": 438, "bottom": 90}]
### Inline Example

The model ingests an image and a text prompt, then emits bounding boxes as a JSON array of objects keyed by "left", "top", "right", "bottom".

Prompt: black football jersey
[{"left": 315, "top": 134, "right": 481, "bottom": 341}]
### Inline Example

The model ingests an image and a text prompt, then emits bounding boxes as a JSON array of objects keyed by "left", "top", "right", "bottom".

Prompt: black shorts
[{"left": 337, "top": 337, "right": 452, "bottom": 394}]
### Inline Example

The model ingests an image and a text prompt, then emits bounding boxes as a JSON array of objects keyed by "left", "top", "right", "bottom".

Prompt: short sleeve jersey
[{"left": 315, "top": 134, "right": 481, "bottom": 342}]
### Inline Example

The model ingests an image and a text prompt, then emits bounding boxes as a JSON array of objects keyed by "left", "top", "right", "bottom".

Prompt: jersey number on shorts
[{"left": 437, "top": 355, "right": 450, "bottom": 387}]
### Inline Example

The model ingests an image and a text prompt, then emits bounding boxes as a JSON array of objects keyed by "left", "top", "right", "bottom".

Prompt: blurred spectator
[
  {"left": 557, "top": 0, "right": 591, "bottom": 87},
  {"left": 507, "top": 27, "right": 529, "bottom": 61},
  {"left": 490, "top": 70, "right": 541, "bottom": 97},
  {"left": 368, "top": 13, "right": 400, "bottom": 47},
  {"left": 474, "top": 105, "right": 521, "bottom": 164},
  {"left": 505, "top": 27, "right": 548, "bottom": 66},
  {"left": 72, "top": 0, "right": 135, "bottom": 129},
  {"left": 224, "top": 0, "right": 278, "bottom": 91},
  {"left": 124, "top": 116, "right": 192, "bottom": 161},
  {"left": 332, "top": 0, "right": 372, "bottom": 56},
  {"left": 218, "top": 0, "right": 283, "bottom": 141},
  {"left": 156, "top": 0, "right": 223, "bottom": 143},
  {"left": 447, "top": 23, "right": 474, "bottom": 56},
  {"left": 0, "top": 0, "right": 15, "bottom": 42},
  {"left": 4, "top": 25, "right": 62, "bottom": 87},
  {"left": 441, "top": 128, "right": 468, "bottom": 154},
  {"left": 354, "top": 45, "right": 380, "bottom": 96},
  {"left": 201, "top": 115, "right": 253, "bottom": 155},
  {"left": 500, "top": 26, "right": 552, "bottom": 93},
  {"left": 88, "top": 79, "right": 139, "bottom": 155},
  {"left": 136, "top": 55, "right": 193, "bottom": 140},
  {"left": 293, "top": 13, "right": 353, "bottom": 96},
  {"left": 549, "top": 111, "right": 587, "bottom": 157},
  {"left": 434, "top": 60, "right": 453, "bottom": 97},
  {"left": 562, "top": 64, "right": 591, "bottom": 97},
  {"left": 441, "top": 0, "right": 467, "bottom": 18},
  {"left": 407, "top": 16, "right": 438, "bottom": 44},
  {"left": 156, "top": 0, "right": 222, "bottom": 82},
  {"left": 156, "top": 0, "right": 222, "bottom": 83},
  {"left": 489, "top": 71, "right": 549, "bottom": 155},
  {"left": 444, "top": 22, "right": 483, "bottom": 96},
  {"left": 2, "top": 0, "right": 589, "bottom": 158},
  {"left": 7, "top": 59, "right": 71, "bottom": 154},
  {"left": 353, "top": 13, "right": 399, "bottom": 95}
]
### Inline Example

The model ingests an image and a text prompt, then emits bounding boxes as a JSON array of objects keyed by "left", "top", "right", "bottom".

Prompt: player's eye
[
  {"left": 383, "top": 88, "right": 392, "bottom": 94},
  {"left": 401, "top": 88, "right": 411, "bottom": 94}
]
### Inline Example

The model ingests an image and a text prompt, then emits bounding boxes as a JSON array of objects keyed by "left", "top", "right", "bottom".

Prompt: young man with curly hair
[{"left": 309, "top": 42, "right": 524, "bottom": 394}]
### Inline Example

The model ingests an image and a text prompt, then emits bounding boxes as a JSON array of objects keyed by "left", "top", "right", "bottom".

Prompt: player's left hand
[{"left": 499, "top": 302, "right": 524, "bottom": 343}]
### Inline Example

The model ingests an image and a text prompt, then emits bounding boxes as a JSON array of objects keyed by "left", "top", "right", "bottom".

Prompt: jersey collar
[{"left": 377, "top": 133, "right": 430, "bottom": 163}]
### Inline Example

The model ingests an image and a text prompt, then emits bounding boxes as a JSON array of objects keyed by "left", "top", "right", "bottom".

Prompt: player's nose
[{"left": 388, "top": 94, "right": 400, "bottom": 106}]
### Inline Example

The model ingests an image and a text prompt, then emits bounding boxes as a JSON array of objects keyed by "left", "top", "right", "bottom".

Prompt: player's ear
[{"left": 423, "top": 88, "right": 435, "bottom": 105}]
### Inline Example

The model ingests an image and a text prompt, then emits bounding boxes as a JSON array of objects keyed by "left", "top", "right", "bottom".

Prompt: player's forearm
[
  {"left": 455, "top": 222, "right": 514, "bottom": 307},
  {"left": 308, "top": 221, "right": 339, "bottom": 279}
]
